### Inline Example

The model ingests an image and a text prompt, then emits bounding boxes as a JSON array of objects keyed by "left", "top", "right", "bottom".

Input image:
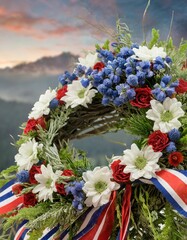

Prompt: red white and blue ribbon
[
  {"left": 118, "top": 184, "right": 132, "bottom": 240},
  {"left": 0, "top": 179, "right": 23, "bottom": 215},
  {"left": 151, "top": 169, "right": 187, "bottom": 218},
  {"left": 14, "top": 220, "right": 29, "bottom": 240},
  {"left": 72, "top": 191, "right": 116, "bottom": 240},
  {"left": 14, "top": 222, "right": 61, "bottom": 240}
]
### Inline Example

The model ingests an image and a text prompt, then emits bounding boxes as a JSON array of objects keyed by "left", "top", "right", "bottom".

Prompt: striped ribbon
[
  {"left": 151, "top": 169, "right": 187, "bottom": 217},
  {"left": 0, "top": 179, "right": 23, "bottom": 215},
  {"left": 1, "top": 169, "right": 187, "bottom": 239},
  {"left": 14, "top": 220, "right": 29, "bottom": 240}
]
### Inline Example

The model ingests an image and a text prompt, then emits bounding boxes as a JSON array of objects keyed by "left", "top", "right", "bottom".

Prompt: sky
[{"left": 0, "top": 0, "right": 187, "bottom": 68}]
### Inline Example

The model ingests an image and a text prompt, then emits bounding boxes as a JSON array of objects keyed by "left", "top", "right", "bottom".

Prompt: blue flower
[
  {"left": 166, "top": 142, "right": 177, "bottom": 153},
  {"left": 111, "top": 75, "right": 120, "bottom": 84},
  {"left": 161, "top": 75, "right": 172, "bottom": 85},
  {"left": 49, "top": 98, "right": 59, "bottom": 109},
  {"left": 113, "top": 97, "right": 125, "bottom": 106},
  {"left": 127, "top": 74, "right": 138, "bottom": 86},
  {"left": 165, "top": 87, "right": 175, "bottom": 97},
  {"left": 102, "top": 96, "right": 110, "bottom": 105},
  {"left": 17, "top": 170, "right": 29, "bottom": 183},
  {"left": 168, "top": 129, "right": 181, "bottom": 142},
  {"left": 118, "top": 47, "right": 134, "bottom": 58},
  {"left": 126, "top": 88, "right": 136, "bottom": 100},
  {"left": 97, "top": 84, "right": 108, "bottom": 94},
  {"left": 165, "top": 56, "right": 172, "bottom": 64},
  {"left": 103, "top": 78, "right": 112, "bottom": 88},
  {"left": 65, "top": 181, "right": 85, "bottom": 211},
  {"left": 81, "top": 78, "right": 90, "bottom": 88},
  {"left": 153, "top": 56, "right": 165, "bottom": 71}
]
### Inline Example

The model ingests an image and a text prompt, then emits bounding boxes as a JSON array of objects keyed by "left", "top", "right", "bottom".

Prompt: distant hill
[
  {"left": 0, "top": 52, "right": 79, "bottom": 75},
  {"left": 0, "top": 52, "right": 79, "bottom": 103}
]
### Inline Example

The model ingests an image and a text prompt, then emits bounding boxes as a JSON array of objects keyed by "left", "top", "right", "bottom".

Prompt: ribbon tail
[
  {"left": 74, "top": 191, "right": 116, "bottom": 240},
  {"left": 120, "top": 184, "right": 132, "bottom": 240}
]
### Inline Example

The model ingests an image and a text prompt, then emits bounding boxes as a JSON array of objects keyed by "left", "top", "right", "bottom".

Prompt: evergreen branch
[{"left": 38, "top": 107, "right": 72, "bottom": 147}]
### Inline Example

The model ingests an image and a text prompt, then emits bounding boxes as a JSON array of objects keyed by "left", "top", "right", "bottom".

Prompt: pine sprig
[
  {"left": 38, "top": 107, "right": 72, "bottom": 147},
  {"left": 120, "top": 109, "right": 153, "bottom": 137}
]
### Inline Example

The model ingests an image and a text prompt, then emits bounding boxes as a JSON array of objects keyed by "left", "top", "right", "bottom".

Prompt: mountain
[
  {"left": 0, "top": 52, "right": 79, "bottom": 103},
  {"left": 0, "top": 52, "right": 79, "bottom": 75}
]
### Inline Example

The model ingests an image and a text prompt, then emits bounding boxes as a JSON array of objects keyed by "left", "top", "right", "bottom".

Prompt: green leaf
[
  {"left": 102, "top": 39, "right": 110, "bottom": 50},
  {"left": 149, "top": 28, "right": 160, "bottom": 48}
]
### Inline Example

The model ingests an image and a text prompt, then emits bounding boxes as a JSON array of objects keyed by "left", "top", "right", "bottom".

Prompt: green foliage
[
  {"left": 59, "top": 143, "right": 91, "bottom": 176},
  {"left": 38, "top": 106, "right": 72, "bottom": 147},
  {"left": 158, "top": 204, "right": 187, "bottom": 240},
  {"left": 120, "top": 109, "right": 153, "bottom": 137},
  {"left": 27, "top": 201, "right": 87, "bottom": 240},
  {"left": 148, "top": 28, "right": 160, "bottom": 48},
  {"left": 0, "top": 165, "right": 17, "bottom": 187},
  {"left": 115, "top": 19, "right": 132, "bottom": 48}
]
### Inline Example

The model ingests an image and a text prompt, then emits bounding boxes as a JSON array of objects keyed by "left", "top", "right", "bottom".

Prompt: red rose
[
  {"left": 23, "top": 192, "right": 37, "bottom": 207},
  {"left": 93, "top": 62, "right": 105, "bottom": 71},
  {"left": 110, "top": 160, "right": 130, "bottom": 183},
  {"left": 130, "top": 87, "right": 152, "bottom": 108},
  {"left": 148, "top": 130, "right": 169, "bottom": 152},
  {"left": 55, "top": 169, "right": 74, "bottom": 195},
  {"left": 29, "top": 165, "right": 42, "bottom": 184},
  {"left": 168, "top": 152, "right": 184, "bottom": 167},
  {"left": 55, "top": 183, "right": 66, "bottom": 195},
  {"left": 12, "top": 184, "right": 23, "bottom": 195},
  {"left": 175, "top": 79, "right": 187, "bottom": 94},
  {"left": 56, "top": 85, "right": 68, "bottom": 104},
  {"left": 24, "top": 117, "right": 46, "bottom": 134},
  {"left": 62, "top": 169, "right": 74, "bottom": 176}
]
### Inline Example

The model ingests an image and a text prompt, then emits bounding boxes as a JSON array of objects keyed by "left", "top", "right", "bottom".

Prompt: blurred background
[{"left": 0, "top": 0, "right": 187, "bottom": 170}]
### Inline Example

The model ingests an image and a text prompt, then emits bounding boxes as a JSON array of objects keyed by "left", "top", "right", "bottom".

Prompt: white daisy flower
[
  {"left": 78, "top": 52, "right": 98, "bottom": 69},
  {"left": 28, "top": 89, "right": 56, "bottom": 119},
  {"left": 121, "top": 144, "right": 161, "bottom": 181},
  {"left": 32, "top": 164, "right": 62, "bottom": 202},
  {"left": 61, "top": 80, "right": 97, "bottom": 108},
  {"left": 82, "top": 166, "right": 120, "bottom": 208},
  {"left": 132, "top": 45, "right": 166, "bottom": 61},
  {"left": 146, "top": 97, "right": 184, "bottom": 133},
  {"left": 15, "top": 138, "right": 43, "bottom": 171}
]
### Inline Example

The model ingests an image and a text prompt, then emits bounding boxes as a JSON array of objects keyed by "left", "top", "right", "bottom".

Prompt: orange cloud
[{"left": 0, "top": 6, "right": 55, "bottom": 38}]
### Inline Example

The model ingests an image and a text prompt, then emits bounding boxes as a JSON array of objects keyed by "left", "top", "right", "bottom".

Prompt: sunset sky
[{"left": 0, "top": 0, "right": 186, "bottom": 68}]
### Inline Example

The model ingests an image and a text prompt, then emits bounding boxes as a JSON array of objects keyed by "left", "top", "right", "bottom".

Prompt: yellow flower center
[
  {"left": 161, "top": 110, "right": 173, "bottom": 122},
  {"left": 95, "top": 181, "right": 107, "bottom": 193},
  {"left": 46, "top": 179, "right": 52, "bottom": 188},
  {"left": 78, "top": 89, "right": 86, "bottom": 98},
  {"left": 135, "top": 156, "right": 147, "bottom": 170}
]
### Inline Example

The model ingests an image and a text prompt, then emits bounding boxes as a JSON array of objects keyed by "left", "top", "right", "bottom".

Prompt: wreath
[{"left": 0, "top": 21, "right": 187, "bottom": 240}]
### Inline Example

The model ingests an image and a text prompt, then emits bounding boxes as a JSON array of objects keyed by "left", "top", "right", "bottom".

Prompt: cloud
[{"left": 0, "top": 6, "right": 58, "bottom": 38}]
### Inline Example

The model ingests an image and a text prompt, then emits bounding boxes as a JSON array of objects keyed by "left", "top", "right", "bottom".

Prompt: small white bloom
[
  {"left": 121, "top": 144, "right": 161, "bottom": 181},
  {"left": 146, "top": 97, "right": 184, "bottom": 133},
  {"left": 82, "top": 166, "right": 120, "bottom": 208},
  {"left": 61, "top": 81, "right": 97, "bottom": 108},
  {"left": 15, "top": 138, "right": 43, "bottom": 171},
  {"left": 78, "top": 52, "right": 98, "bottom": 69},
  {"left": 32, "top": 164, "right": 62, "bottom": 202},
  {"left": 28, "top": 89, "right": 56, "bottom": 119},
  {"left": 132, "top": 45, "right": 166, "bottom": 61}
]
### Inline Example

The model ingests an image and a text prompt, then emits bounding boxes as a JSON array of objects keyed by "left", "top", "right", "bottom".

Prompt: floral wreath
[{"left": 0, "top": 22, "right": 187, "bottom": 240}]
